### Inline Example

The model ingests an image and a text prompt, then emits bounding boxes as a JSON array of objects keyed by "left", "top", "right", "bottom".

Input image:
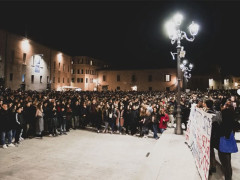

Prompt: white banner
[{"left": 186, "top": 104, "right": 214, "bottom": 180}]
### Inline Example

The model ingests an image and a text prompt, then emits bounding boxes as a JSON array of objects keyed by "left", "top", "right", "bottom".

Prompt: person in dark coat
[
  {"left": 129, "top": 105, "right": 139, "bottom": 136},
  {"left": 14, "top": 106, "right": 24, "bottom": 145},
  {"left": 23, "top": 101, "right": 36, "bottom": 138},
  {"left": 0, "top": 102, "right": 15, "bottom": 148},
  {"left": 218, "top": 101, "right": 236, "bottom": 180}
]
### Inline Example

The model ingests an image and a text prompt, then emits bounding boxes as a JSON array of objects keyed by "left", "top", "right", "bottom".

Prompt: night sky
[{"left": 0, "top": 1, "right": 240, "bottom": 75}]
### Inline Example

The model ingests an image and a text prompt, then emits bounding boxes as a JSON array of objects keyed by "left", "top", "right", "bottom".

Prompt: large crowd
[{"left": 1, "top": 88, "right": 240, "bottom": 179}]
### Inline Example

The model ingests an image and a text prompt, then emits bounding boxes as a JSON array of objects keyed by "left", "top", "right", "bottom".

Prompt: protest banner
[{"left": 186, "top": 104, "right": 214, "bottom": 180}]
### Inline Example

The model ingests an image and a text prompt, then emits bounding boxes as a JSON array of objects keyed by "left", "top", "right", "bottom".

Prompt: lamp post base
[{"left": 174, "top": 107, "right": 183, "bottom": 135}]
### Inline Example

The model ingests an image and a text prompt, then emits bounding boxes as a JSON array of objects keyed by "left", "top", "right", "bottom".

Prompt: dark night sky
[{"left": 0, "top": 1, "right": 239, "bottom": 75}]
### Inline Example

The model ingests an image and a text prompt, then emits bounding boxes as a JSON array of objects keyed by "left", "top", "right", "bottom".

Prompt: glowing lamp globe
[
  {"left": 189, "top": 21, "right": 199, "bottom": 36},
  {"left": 165, "top": 21, "right": 177, "bottom": 40},
  {"left": 173, "top": 13, "right": 183, "bottom": 26}
]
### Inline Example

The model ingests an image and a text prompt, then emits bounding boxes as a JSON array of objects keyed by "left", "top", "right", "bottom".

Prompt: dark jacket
[{"left": 0, "top": 109, "right": 10, "bottom": 131}]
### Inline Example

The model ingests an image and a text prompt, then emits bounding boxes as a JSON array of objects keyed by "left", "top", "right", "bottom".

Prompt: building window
[
  {"left": 77, "top": 69, "right": 80, "bottom": 74},
  {"left": 149, "top": 87, "right": 152, "bottom": 91},
  {"left": 10, "top": 73, "right": 13, "bottom": 81},
  {"left": 90, "top": 60, "right": 93, "bottom": 65},
  {"left": 58, "top": 77, "right": 60, "bottom": 83},
  {"left": 86, "top": 78, "right": 88, "bottom": 83},
  {"left": 47, "top": 76, "right": 49, "bottom": 83},
  {"left": 72, "top": 78, "right": 75, "bottom": 83},
  {"left": 23, "top": 53, "right": 27, "bottom": 64},
  {"left": 71, "top": 60, "right": 74, "bottom": 64},
  {"left": 117, "top": 86, "right": 120, "bottom": 90},
  {"left": 0, "top": 55, "right": 2, "bottom": 62},
  {"left": 148, "top": 75, "right": 152, "bottom": 82},
  {"left": 72, "top": 69, "right": 75, "bottom": 74},
  {"left": 22, "top": 74, "right": 25, "bottom": 83},
  {"left": 165, "top": 74, "right": 171, "bottom": 82},
  {"left": 77, "top": 78, "right": 80, "bottom": 83},
  {"left": 63, "top": 78, "right": 64, "bottom": 83},
  {"left": 31, "top": 75, "right": 34, "bottom": 83},
  {"left": 80, "top": 78, "right": 83, "bottom": 83},
  {"left": 103, "top": 75, "right": 106, "bottom": 81},
  {"left": 81, "top": 69, "right": 84, "bottom": 74},
  {"left": 40, "top": 76, "right": 42, "bottom": 83},
  {"left": 53, "top": 77, "right": 55, "bottom": 83},
  {"left": 117, "top": 75, "right": 120, "bottom": 82},
  {"left": 67, "top": 78, "right": 70, "bottom": 83},
  {"left": 132, "top": 75, "right": 136, "bottom": 82}
]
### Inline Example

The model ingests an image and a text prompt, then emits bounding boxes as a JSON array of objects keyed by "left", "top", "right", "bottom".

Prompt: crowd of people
[{"left": 1, "top": 88, "right": 240, "bottom": 179}]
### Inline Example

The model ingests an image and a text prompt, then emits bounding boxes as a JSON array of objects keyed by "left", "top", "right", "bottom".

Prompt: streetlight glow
[
  {"left": 165, "top": 21, "right": 177, "bottom": 40},
  {"left": 21, "top": 39, "right": 30, "bottom": 53},
  {"left": 165, "top": 12, "right": 199, "bottom": 135},
  {"left": 173, "top": 13, "right": 183, "bottom": 26},
  {"left": 189, "top": 21, "right": 199, "bottom": 36},
  {"left": 183, "top": 59, "right": 188, "bottom": 65}
]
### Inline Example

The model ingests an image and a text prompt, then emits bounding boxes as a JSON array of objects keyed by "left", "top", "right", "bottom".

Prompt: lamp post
[
  {"left": 180, "top": 59, "right": 193, "bottom": 90},
  {"left": 165, "top": 13, "right": 199, "bottom": 135}
]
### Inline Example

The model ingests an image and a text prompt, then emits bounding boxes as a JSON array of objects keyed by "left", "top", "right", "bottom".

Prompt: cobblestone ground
[{"left": 0, "top": 129, "right": 157, "bottom": 180}]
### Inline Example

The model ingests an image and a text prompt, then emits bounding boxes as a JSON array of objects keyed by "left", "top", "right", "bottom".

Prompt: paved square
[{"left": 0, "top": 130, "right": 156, "bottom": 180}]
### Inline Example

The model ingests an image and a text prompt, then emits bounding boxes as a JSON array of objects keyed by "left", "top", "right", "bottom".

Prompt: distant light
[
  {"left": 173, "top": 13, "right": 183, "bottom": 26},
  {"left": 57, "top": 53, "right": 62, "bottom": 62},
  {"left": 182, "top": 59, "right": 188, "bottom": 65},
  {"left": 189, "top": 63, "right": 193, "bottom": 69},
  {"left": 237, "top": 89, "right": 240, "bottom": 95},
  {"left": 235, "top": 82, "right": 238, "bottom": 87},
  {"left": 189, "top": 21, "right": 199, "bottom": 36},
  {"left": 131, "top": 86, "right": 137, "bottom": 91},
  {"left": 57, "top": 87, "right": 62, "bottom": 91},
  {"left": 21, "top": 39, "right": 30, "bottom": 52},
  {"left": 180, "top": 64, "right": 184, "bottom": 70},
  {"left": 165, "top": 20, "right": 177, "bottom": 40}
]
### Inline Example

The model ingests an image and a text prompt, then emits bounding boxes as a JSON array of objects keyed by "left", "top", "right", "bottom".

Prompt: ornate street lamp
[
  {"left": 180, "top": 59, "right": 193, "bottom": 81},
  {"left": 165, "top": 13, "right": 199, "bottom": 135}
]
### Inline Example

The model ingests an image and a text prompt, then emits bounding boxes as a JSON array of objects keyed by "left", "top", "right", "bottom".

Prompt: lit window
[
  {"left": 22, "top": 74, "right": 25, "bottom": 83},
  {"left": 165, "top": 74, "right": 171, "bottom": 82},
  {"left": 90, "top": 60, "right": 93, "bottom": 65}
]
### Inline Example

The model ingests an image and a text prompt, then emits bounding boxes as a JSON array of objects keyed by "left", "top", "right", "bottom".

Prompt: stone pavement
[
  {"left": 0, "top": 128, "right": 239, "bottom": 180},
  {"left": 0, "top": 129, "right": 157, "bottom": 180},
  {"left": 137, "top": 127, "right": 240, "bottom": 180}
]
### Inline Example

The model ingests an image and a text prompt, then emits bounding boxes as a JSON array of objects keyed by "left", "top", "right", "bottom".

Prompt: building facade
[
  {"left": 71, "top": 56, "right": 106, "bottom": 91},
  {"left": 0, "top": 29, "right": 71, "bottom": 91},
  {"left": 97, "top": 68, "right": 177, "bottom": 91}
]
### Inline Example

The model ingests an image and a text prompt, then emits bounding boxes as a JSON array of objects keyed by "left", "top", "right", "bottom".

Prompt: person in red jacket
[{"left": 159, "top": 108, "right": 169, "bottom": 133}]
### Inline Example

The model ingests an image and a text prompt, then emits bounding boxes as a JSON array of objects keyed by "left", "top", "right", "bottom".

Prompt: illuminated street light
[
  {"left": 165, "top": 12, "right": 199, "bottom": 135},
  {"left": 180, "top": 59, "right": 194, "bottom": 82}
]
